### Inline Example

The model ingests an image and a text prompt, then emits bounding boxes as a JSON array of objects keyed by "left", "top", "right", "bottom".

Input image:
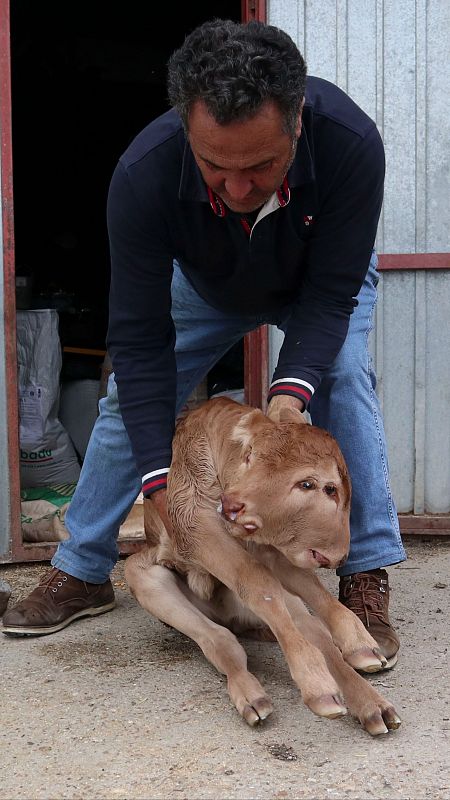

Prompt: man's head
[
  {"left": 168, "top": 19, "right": 307, "bottom": 136},
  {"left": 167, "top": 19, "right": 307, "bottom": 213}
]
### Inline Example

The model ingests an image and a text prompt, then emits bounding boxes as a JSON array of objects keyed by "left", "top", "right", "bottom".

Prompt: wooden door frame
[
  {"left": 0, "top": 0, "right": 22, "bottom": 561},
  {"left": 0, "top": 0, "right": 268, "bottom": 562},
  {"left": 241, "top": 0, "right": 270, "bottom": 410}
]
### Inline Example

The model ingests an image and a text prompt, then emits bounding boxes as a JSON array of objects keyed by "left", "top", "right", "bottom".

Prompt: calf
[{"left": 125, "top": 397, "right": 401, "bottom": 735}]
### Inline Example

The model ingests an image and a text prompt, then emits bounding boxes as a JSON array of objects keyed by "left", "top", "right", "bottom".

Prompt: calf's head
[{"left": 218, "top": 407, "right": 351, "bottom": 570}]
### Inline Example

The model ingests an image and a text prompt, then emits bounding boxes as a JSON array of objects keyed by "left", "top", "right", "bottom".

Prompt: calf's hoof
[
  {"left": 307, "top": 693, "right": 347, "bottom": 719},
  {"left": 241, "top": 696, "right": 274, "bottom": 727},
  {"left": 345, "top": 646, "right": 388, "bottom": 673},
  {"left": 360, "top": 704, "right": 402, "bottom": 736},
  {"left": 228, "top": 674, "right": 274, "bottom": 727}
]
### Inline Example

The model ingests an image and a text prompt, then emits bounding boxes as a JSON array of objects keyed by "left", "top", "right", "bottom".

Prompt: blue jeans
[{"left": 54, "top": 255, "right": 406, "bottom": 582}]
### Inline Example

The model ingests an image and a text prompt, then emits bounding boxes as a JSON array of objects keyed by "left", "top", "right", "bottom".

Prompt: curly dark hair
[{"left": 167, "top": 19, "right": 307, "bottom": 137}]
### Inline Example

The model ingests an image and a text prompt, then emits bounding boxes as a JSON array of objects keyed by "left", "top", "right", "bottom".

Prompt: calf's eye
[
  {"left": 298, "top": 480, "right": 315, "bottom": 490},
  {"left": 324, "top": 484, "right": 337, "bottom": 496}
]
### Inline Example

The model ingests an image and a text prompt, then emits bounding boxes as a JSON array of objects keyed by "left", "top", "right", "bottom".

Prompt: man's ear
[
  {"left": 295, "top": 99, "right": 305, "bottom": 138},
  {"left": 231, "top": 408, "right": 268, "bottom": 451}
]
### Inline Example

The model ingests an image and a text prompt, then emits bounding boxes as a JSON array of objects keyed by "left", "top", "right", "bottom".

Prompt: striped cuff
[
  {"left": 267, "top": 377, "right": 315, "bottom": 407},
  {"left": 141, "top": 468, "right": 169, "bottom": 497}
]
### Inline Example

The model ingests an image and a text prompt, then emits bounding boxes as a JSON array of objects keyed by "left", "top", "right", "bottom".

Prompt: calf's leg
[
  {"left": 265, "top": 552, "right": 388, "bottom": 672},
  {"left": 125, "top": 553, "right": 273, "bottom": 726},
  {"left": 283, "top": 592, "right": 402, "bottom": 735},
  {"left": 186, "top": 523, "right": 347, "bottom": 720}
]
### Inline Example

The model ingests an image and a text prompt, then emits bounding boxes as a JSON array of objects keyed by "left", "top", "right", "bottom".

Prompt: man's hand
[
  {"left": 266, "top": 394, "right": 307, "bottom": 424},
  {"left": 147, "top": 488, "right": 175, "bottom": 538}
]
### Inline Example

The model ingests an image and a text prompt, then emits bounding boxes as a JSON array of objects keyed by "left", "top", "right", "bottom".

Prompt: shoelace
[
  {"left": 342, "top": 574, "right": 388, "bottom": 627},
  {"left": 38, "top": 568, "right": 68, "bottom": 595}
]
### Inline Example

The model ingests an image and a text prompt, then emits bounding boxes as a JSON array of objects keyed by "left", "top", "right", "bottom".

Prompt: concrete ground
[{"left": 1, "top": 537, "right": 449, "bottom": 800}]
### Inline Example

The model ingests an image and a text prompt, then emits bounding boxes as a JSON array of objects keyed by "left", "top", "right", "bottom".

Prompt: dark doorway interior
[{"left": 10, "top": 0, "right": 243, "bottom": 389}]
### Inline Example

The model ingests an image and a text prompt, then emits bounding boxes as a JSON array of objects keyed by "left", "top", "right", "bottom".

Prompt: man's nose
[{"left": 224, "top": 174, "right": 253, "bottom": 201}]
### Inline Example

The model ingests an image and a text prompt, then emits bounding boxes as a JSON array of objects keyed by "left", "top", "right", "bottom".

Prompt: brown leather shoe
[
  {"left": 339, "top": 568, "right": 400, "bottom": 670},
  {"left": 1, "top": 567, "right": 115, "bottom": 637}
]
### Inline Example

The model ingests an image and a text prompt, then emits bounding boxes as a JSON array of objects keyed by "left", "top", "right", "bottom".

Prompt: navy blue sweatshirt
[{"left": 107, "top": 76, "right": 385, "bottom": 496}]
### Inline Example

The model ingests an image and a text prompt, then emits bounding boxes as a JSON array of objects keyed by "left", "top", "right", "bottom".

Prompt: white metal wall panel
[
  {"left": 267, "top": 1, "right": 450, "bottom": 513},
  {"left": 381, "top": 3, "right": 417, "bottom": 251},
  {"left": 423, "top": 272, "right": 450, "bottom": 513},
  {"left": 373, "top": 272, "right": 416, "bottom": 513},
  {"left": 427, "top": 2, "right": 450, "bottom": 250}
]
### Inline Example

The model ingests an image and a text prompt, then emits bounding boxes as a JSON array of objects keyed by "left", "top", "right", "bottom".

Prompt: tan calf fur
[{"left": 125, "top": 397, "right": 401, "bottom": 735}]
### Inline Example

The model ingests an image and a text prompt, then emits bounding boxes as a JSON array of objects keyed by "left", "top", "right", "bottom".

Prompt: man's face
[{"left": 188, "top": 100, "right": 302, "bottom": 214}]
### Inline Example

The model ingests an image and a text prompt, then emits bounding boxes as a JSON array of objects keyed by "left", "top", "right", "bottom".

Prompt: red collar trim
[
  {"left": 207, "top": 186, "right": 227, "bottom": 217},
  {"left": 276, "top": 176, "right": 290, "bottom": 207}
]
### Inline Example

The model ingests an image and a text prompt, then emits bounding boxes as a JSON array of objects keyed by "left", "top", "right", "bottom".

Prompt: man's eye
[
  {"left": 204, "top": 161, "right": 222, "bottom": 172},
  {"left": 253, "top": 161, "right": 272, "bottom": 172},
  {"left": 298, "top": 480, "right": 315, "bottom": 490}
]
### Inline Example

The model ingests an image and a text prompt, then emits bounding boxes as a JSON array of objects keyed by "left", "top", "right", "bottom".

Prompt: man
[{"left": 3, "top": 19, "right": 406, "bottom": 666}]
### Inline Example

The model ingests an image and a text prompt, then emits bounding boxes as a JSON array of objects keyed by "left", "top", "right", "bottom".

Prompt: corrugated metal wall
[{"left": 268, "top": 0, "right": 450, "bottom": 513}]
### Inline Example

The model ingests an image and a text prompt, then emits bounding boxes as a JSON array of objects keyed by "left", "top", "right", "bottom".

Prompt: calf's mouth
[{"left": 310, "top": 549, "right": 331, "bottom": 567}]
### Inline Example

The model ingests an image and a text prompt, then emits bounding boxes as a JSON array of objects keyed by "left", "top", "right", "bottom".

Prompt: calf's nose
[
  {"left": 338, "top": 553, "right": 349, "bottom": 568},
  {"left": 220, "top": 494, "right": 245, "bottom": 518}
]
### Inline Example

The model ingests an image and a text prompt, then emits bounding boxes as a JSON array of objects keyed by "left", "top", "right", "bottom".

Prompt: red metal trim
[
  {"left": 399, "top": 514, "right": 450, "bottom": 536},
  {"left": 244, "top": 326, "right": 269, "bottom": 411},
  {"left": 0, "top": 0, "right": 22, "bottom": 562},
  {"left": 242, "top": 0, "right": 267, "bottom": 411},
  {"left": 241, "top": 0, "right": 266, "bottom": 23},
  {"left": 0, "top": 538, "right": 146, "bottom": 565},
  {"left": 378, "top": 253, "right": 450, "bottom": 270},
  {"left": 243, "top": 249, "right": 450, "bottom": 410},
  {"left": 2, "top": 515, "right": 447, "bottom": 565}
]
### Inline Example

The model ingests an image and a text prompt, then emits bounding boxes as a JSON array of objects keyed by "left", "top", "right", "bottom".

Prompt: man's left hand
[{"left": 266, "top": 394, "right": 307, "bottom": 424}]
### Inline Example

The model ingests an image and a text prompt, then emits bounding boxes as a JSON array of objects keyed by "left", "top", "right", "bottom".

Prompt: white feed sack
[
  {"left": 17, "top": 309, "right": 81, "bottom": 487},
  {"left": 20, "top": 484, "right": 75, "bottom": 543}
]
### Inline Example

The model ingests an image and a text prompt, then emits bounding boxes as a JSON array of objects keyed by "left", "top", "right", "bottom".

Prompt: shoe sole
[
  {"left": 382, "top": 652, "right": 398, "bottom": 670},
  {"left": 1, "top": 601, "right": 116, "bottom": 637}
]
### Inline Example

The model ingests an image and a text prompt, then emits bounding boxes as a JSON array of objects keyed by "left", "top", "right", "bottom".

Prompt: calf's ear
[{"left": 231, "top": 408, "right": 268, "bottom": 451}]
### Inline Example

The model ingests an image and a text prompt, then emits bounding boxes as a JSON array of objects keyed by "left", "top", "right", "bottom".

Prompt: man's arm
[
  {"left": 269, "top": 125, "right": 384, "bottom": 411},
  {"left": 106, "top": 161, "right": 176, "bottom": 497}
]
